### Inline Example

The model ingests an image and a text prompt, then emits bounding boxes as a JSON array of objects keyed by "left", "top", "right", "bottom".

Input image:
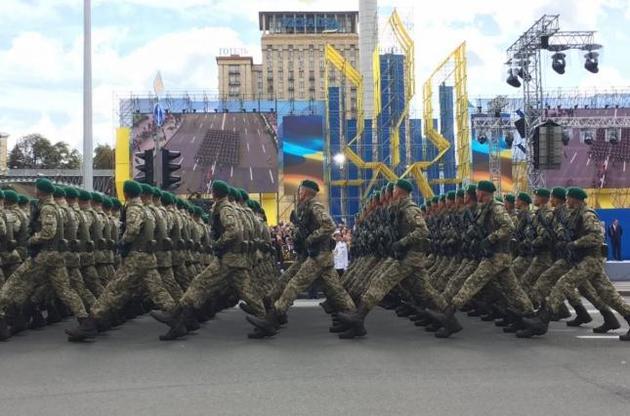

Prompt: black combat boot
[
  {"left": 46, "top": 302, "right": 62, "bottom": 324},
  {"left": 338, "top": 320, "right": 367, "bottom": 339},
  {"left": 395, "top": 304, "right": 415, "bottom": 317},
  {"left": 159, "top": 318, "right": 188, "bottom": 341},
  {"left": 551, "top": 303, "right": 572, "bottom": 321},
  {"left": 592, "top": 308, "right": 620, "bottom": 333},
  {"left": 320, "top": 300, "right": 336, "bottom": 314},
  {"left": 329, "top": 321, "right": 351, "bottom": 333},
  {"left": 239, "top": 302, "right": 256, "bottom": 315},
  {"left": 620, "top": 316, "right": 630, "bottom": 341},
  {"left": 566, "top": 303, "right": 593, "bottom": 327},
  {"left": 336, "top": 305, "right": 368, "bottom": 327},
  {"left": 66, "top": 317, "right": 98, "bottom": 342},
  {"left": 151, "top": 306, "right": 183, "bottom": 326},
  {"left": 182, "top": 308, "right": 200, "bottom": 332},
  {"left": 518, "top": 308, "right": 551, "bottom": 337},
  {"left": 247, "top": 327, "right": 270, "bottom": 339},
  {"left": 0, "top": 318, "right": 10, "bottom": 341},
  {"left": 495, "top": 314, "right": 513, "bottom": 327},
  {"left": 434, "top": 307, "right": 463, "bottom": 338},
  {"left": 246, "top": 309, "right": 280, "bottom": 336},
  {"left": 29, "top": 308, "right": 47, "bottom": 329}
]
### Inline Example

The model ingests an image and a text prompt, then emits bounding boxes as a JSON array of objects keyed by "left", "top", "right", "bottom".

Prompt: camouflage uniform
[
  {"left": 149, "top": 202, "right": 183, "bottom": 301},
  {"left": 90, "top": 197, "right": 177, "bottom": 321},
  {"left": 519, "top": 204, "right": 554, "bottom": 295}
]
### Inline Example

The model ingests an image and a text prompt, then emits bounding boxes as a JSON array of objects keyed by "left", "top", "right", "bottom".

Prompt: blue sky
[{"left": 0, "top": 0, "right": 629, "bottom": 152}]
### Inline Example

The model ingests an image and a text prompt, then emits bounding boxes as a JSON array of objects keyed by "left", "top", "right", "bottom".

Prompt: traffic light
[
  {"left": 161, "top": 148, "right": 182, "bottom": 190},
  {"left": 134, "top": 149, "right": 154, "bottom": 184}
]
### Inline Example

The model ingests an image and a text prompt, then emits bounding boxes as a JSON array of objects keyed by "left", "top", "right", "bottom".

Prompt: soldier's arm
[
  {"left": 305, "top": 202, "right": 335, "bottom": 245},
  {"left": 121, "top": 205, "right": 143, "bottom": 243},
  {"left": 30, "top": 205, "right": 57, "bottom": 244},
  {"left": 487, "top": 205, "right": 514, "bottom": 244},
  {"left": 532, "top": 210, "right": 553, "bottom": 247},
  {"left": 0, "top": 216, "right": 6, "bottom": 238},
  {"left": 399, "top": 206, "right": 429, "bottom": 247},
  {"left": 216, "top": 206, "right": 238, "bottom": 247},
  {"left": 573, "top": 211, "right": 604, "bottom": 248}
]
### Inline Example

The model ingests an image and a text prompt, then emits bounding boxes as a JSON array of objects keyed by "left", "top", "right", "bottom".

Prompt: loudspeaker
[{"left": 533, "top": 121, "right": 562, "bottom": 169}]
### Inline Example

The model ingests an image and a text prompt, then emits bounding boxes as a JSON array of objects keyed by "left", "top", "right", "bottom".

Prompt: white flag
[{"left": 153, "top": 71, "right": 164, "bottom": 96}]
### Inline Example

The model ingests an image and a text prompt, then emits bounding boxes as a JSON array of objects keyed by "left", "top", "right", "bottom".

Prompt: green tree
[
  {"left": 93, "top": 144, "right": 115, "bottom": 169},
  {"left": 7, "top": 133, "right": 82, "bottom": 169}
]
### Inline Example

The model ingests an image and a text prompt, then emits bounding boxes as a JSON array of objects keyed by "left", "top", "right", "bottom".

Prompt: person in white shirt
[{"left": 333, "top": 231, "right": 349, "bottom": 277}]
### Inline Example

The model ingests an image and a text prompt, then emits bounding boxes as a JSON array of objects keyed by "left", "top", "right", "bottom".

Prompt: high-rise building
[
  {"left": 0, "top": 132, "right": 7, "bottom": 175},
  {"left": 217, "top": 11, "right": 359, "bottom": 115},
  {"left": 216, "top": 55, "right": 263, "bottom": 100}
]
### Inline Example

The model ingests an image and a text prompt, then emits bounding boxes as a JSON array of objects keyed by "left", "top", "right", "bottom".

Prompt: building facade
[
  {"left": 0, "top": 132, "right": 7, "bottom": 175},
  {"left": 217, "top": 11, "right": 359, "bottom": 116}
]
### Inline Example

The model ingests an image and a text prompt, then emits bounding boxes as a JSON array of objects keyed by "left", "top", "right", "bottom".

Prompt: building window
[{"left": 228, "top": 64, "right": 239, "bottom": 75}]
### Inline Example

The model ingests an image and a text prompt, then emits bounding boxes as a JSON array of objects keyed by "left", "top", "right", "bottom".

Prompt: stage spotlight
[
  {"left": 241, "top": 108, "right": 246, "bottom": 113},
  {"left": 551, "top": 52, "right": 566, "bottom": 74},
  {"left": 506, "top": 69, "right": 521, "bottom": 88},
  {"left": 581, "top": 129, "right": 594, "bottom": 145},
  {"left": 192, "top": 109, "right": 197, "bottom": 113},
  {"left": 477, "top": 132, "right": 488, "bottom": 144},
  {"left": 606, "top": 128, "right": 619, "bottom": 145},
  {"left": 517, "top": 68, "right": 531, "bottom": 82},
  {"left": 584, "top": 51, "right": 599, "bottom": 73},
  {"left": 252, "top": 109, "right": 257, "bottom": 112},
  {"left": 182, "top": 109, "right": 187, "bottom": 114}
]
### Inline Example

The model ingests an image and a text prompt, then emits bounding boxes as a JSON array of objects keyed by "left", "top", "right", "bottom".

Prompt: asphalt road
[{"left": 1, "top": 301, "right": 629, "bottom": 416}]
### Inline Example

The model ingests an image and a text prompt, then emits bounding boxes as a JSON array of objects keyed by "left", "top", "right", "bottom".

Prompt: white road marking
[
  {"left": 233, "top": 127, "right": 236, "bottom": 132},
  {"left": 247, "top": 142, "right": 250, "bottom": 152},
  {"left": 193, "top": 162, "right": 198, "bottom": 171},
  {"left": 257, "top": 128, "right": 261, "bottom": 135},
  {"left": 586, "top": 157, "right": 591, "bottom": 167},
  {"left": 624, "top": 161, "right": 627, "bottom": 172},
  {"left": 576, "top": 335, "right": 622, "bottom": 339},
  {"left": 210, "top": 121, "right": 214, "bottom": 129},
  {"left": 269, "top": 169, "right": 274, "bottom": 183},
  {"left": 245, "top": 128, "right": 247, "bottom": 134},
  {"left": 179, "top": 157, "right": 184, "bottom": 165},
  {"left": 262, "top": 144, "right": 266, "bottom": 153},
  {"left": 570, "top": 151, "right": 577, "bottom": 164},
  {"left": 230, "top": 165, "right": 234, "bottom": 177},
  {"left": 221, "top": 113, "right": 226, "bottom": 130},
  {"left": 249, "top": 166, "right": 253, "bottom": 181},
  {"left": 191, "top": 135, "right": 196, "bottom": 143}
]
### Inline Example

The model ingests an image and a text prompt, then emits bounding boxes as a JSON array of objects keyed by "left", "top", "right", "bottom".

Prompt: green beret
[
  {"left": 79, "top": 189, "right": 92, "bottom": 201},
  {"left": 420, "top": 205, "right": 426, "bottom": 211},
  {"left": 160, "top": 192, "right": 172, "bottom": 206},
  {"left": 439, "top": 194, "right": 446, "bottom": 202},
  {"left": 53, "top": 187, "right": 66, "bottom": 198},
  {"left": 431, "top": 196, "right": 439, "bottom": 203},
  {"left": 517, "top": 192, "right": 532, "bottom": 204},
  {"left": 140, "top": 183, "right": 153, "bottom": 195},
  {"left": 456, "top": 189, "right": 465, "bottom": 198},
  {"left": 495, "top": 195, "right": 504, "bottom": 202},
  {"left": 246, "top": 199, "right": 257, "bottom": 211},
  {"left": 112, "top": 199, "right": 122, "bottom": 209},
  {"left": 477, "top": 180, "right": 496, "bottom": 193},
  {"left": 466, "top": 184, "right": 477, "bottom": 196},
  {"left": 251, "top": 200, "right": 261, "bottom": 212},
  {"left": 239, "top": 188, "right": 249, "bottom": 201},
  {"left": 426, "top": 200, "right": 432, "bottom": 207},
  {"left": 91, "top": 192, "right": 103, "bottom": 203},
  {"left": 18, "top": 195, "right": 29, "bottom": 205},
  {"left": 372, "top": 191, "right": 381, "bottom": 200},
  {"left": 4, "top": 190, "right": 19, "bottom": 203},
  {"left": 567, "top": 187, "right": 588, "bottom": 201},
  {"left": 534, "top": 188, "right": 550, "bottom": 198},
  {"left": 300, "top": 179, "right": 320, "bottom": 193},
  {"left": 102, "top": 198, "right": 113, "bottom": 209},
  {"left": 194, "top": 206, "right": 203, "bottom": 216},
  {"left": 202, "top": 213, "right": 209, "bottom": 223},
  {"left": 176, "top": 198, "right": 185, "bottom": 209},
  {"left": 123, "top": 180, "right": 142, "bottom": 198},
  {"left": 35, "top": 178, "right": 55, "bottom": 194},
  {"left": 395, "top": 179, "right": 413, "bottom": 193},
  {"left": 64, "top": 187, "right": 79, "bottom": 199},
  {"left": 0, "top": 190, "right": 4, "bottom": 199},
  {"left": 504, "top": 194, "right": 515, "bottom": 204},
  {"left": 551, "top": 187, "right": 566, "bottom": 200},
  {"left": 446, "top": 191, "right": 456, "bottom": 201},
  {"left": 152, "top": 187, "right": 162, "bottom": 198},
  {"left": 228, "top": 187, "right": 240, "bottom": 201},
  {"left": 386, "top": 182, "right": 395, "bottom": 192},
  {"left": 212, "top": 180, "right": 229, "bottom": 197}
]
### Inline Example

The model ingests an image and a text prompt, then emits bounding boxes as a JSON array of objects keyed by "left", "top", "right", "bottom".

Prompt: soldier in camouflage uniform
[
  {"left": 0, "top": 179, "right": 90, "bottom": 342},
  {"left": 0, "top": 190, "right": 22, "bottom": 282},
  {"left": 522, "top": 187, "right": 630, "bottom": 341},
  {"left": 66, "top": 180, "right": 179, "bottom": 342},
  {"left": 427, "top": 180, "right": 535, "bottom": 338},
  {"left": 77, "top": 191, "right": 105, "bottom": 297},
  {"left": 247, "top": 179, "right": 356, "bottom": 337},
  {"left": 337, "top": 179, "right": 445, "bottom": 339}
]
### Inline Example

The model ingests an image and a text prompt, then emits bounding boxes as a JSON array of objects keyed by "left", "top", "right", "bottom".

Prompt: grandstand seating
[{"left": 195, "top": 129, "right": 240, "bottom": 167}]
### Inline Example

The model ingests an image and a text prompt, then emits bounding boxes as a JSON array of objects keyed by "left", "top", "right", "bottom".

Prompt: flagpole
[{"left": 82, "top": 0, "right": 93, "bottom": 191}]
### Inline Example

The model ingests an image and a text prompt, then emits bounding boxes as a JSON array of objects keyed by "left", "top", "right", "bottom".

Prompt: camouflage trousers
[
  {"left": 64, "top": 252, "right": 96, "bottom": 308},
  {"left": 172, "top": 256, "right": 193, "bottom": 291},
  {"left": 158, "top": 266, "right": 185, "bottom": 302},
  {"left": 80, "top": 253, "right": 105, "bottom": 297},
  {"left": 349, "top": 257, "right": 396, "bottom": 302},
  {"left": 361, "top": 251, "right": 446, "bottom": 312},
  {"left": 91, "top": 252, "right": 177, "bottom": 320},
  {"left": 180, "top": 258, "right": 266, "bottom": 317},
  {"left": 546, "top": 256, "right": 630, "bottom": 317},
  {"left": 434, "top": 255, "right": 463, "bottom": 292},
  {"left": 532, "top": 258, "right": 605, "bottom": 311},
  {"left": 1, "top": 261, "right": 21, "bottom": 286},
  {"left": 275, "top": 251, "right": 355, "bottom": 313},
  {"left": 511, "top": 255, "right": 532, "bottom": 279},
  {"left": 0, "top": 252, "right": 88, "bottom": 320},
  {"left": 96, "top": 263, "right": 116, "bottom": 287},
  {"left": 448, "top": 253, "right": 534, "bottom": 315},
  {"left": 268, "top": 258, "right": 304, "bottom": 302},
  {"left": 441, "top": 258, "right": 480, "bottom": 302},
  {"left": 519, "top": 252, "right": 553, "bottom": 296}
]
